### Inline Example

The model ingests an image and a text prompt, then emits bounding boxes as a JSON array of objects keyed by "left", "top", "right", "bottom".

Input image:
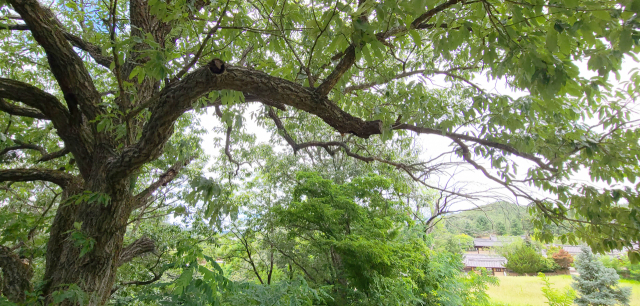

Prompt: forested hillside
[
  {"left": 443, "top": 201, "right": 573, "bottom": 238},
  {"left": 444, "top": 202, "right": 533, "bottom": 237}
]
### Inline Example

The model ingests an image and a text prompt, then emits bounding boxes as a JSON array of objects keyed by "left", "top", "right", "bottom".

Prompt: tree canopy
[{"left": 1, "top": 0, "right": 640, "bottom": 304}]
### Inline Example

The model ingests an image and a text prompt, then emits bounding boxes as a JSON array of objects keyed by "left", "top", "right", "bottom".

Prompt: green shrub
[
  {"left": 503, "top": 244, "right": 551, "bottom": 274},
  {"left": 538, "top": 272, "right": 576, "bottom": 306}
]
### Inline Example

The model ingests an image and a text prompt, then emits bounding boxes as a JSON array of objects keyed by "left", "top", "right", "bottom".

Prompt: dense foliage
[
  {"left": 572, "top": 247, "right": 631, "bottom": 306},
  {"left": 444, "top": 202, "right": 533, "bottom": 237},
  {"left": 444, "top": 201, "right": 573, "bottom": 239},
  {"left": 444, "top": 234, "right": 475, "bottom": 254},
  {"left": 601, "top": 254, "right": 640, "bottom": 281},
  {"left": 552, "top": 249, "right": 575, "bottom": 270},
  {"left": 215, "top": 171, "right": 498, "bottom": 306},
  {"left": 502, "top": 242, "right": 558, "bottom": 274},
  {"left": 1, "top": 0, "right": 640, "bottom": 304}
]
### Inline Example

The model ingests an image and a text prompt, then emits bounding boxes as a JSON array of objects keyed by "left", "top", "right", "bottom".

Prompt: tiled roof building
[{"left": 463, "top": 254, "right": 507, "bottom": 275}]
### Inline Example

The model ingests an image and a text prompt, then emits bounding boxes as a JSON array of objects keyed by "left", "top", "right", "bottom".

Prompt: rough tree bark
[{"left": 0, "top": 246, "right": 34, "bottom": 303}]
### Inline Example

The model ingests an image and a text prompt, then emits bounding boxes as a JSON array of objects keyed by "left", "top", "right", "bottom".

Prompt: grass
[{"left": 486, "top": 275, "right": 640, "bottom": 306}]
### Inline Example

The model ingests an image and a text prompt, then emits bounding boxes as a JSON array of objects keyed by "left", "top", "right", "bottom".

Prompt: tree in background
[
  {"left": 552, "top": 249, "right": 575, "bottom": 270},
  {"left": 601, "top": 254, "right": 640, "bottom": 281},
  {"left": 462, "top": 221, "right": 480, "bottom": 238},
  {"left": 444, "top": 201, "right": 530, "bottom": 237},
  {"left": 510, "top": 218, "right": 525, "bottom": 236},
  {"left": 445, "top": 234, "right": 475, "bottom": 254},
  {"left": 475, "top": 215, "right": 491, "bottom": 233},
  {"left": 496, "top": 221, "right": 507, "bottom": 236},
  {"left": 572, "top": 247, "right": 631, "bottom": 306}
]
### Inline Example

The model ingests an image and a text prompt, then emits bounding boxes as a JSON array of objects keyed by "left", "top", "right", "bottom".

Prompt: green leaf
[
  {"left": 97, "top": 119, "right": 109, "bottom": 132},
  {"left": 327, "top": 35, "right": 346, "bottom": 53},
  {"left": 619, "top": 28, "right": 633, "bottom": 52},
  {"left": 409, "top": 30, "right": 422, "bottom": 48},
  {"left": 592, "top": 10, "right": 611, "bottom": 21},
  {"left": 546, "top": 28, "right": 558, "bottom": 53}
]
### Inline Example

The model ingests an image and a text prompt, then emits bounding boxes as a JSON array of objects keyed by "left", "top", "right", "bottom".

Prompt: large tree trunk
[{"left": 41, "top": 171, "right": 135, "bottom": 305}]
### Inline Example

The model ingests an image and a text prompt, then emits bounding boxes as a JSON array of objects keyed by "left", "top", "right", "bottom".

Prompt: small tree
[
  {"left": 462, "top": 221, "right": 479, "bottom": 237},
  {"left": 476, "top": 216, "right": 491, "bottom": 232},
  {"left": 503, "top": 244, "right": 548, "bottom": 274},
  {"left": 445, "top": 234, "right": 474, "bottom": 254},
  {"left": 510, "top": 219, "right": 525, "bottom": 236},
  {"left": 552, "top": 249, "right": 574, "bottom": 270},
  {"left": 496, "top": 222, "right": 507, "bottom": 236},
  {"left": 539, "top": 272, "right": 576, "bottom": 306},
  {"left": 572, "top": 247, "right": 631, "bottom": 306}
]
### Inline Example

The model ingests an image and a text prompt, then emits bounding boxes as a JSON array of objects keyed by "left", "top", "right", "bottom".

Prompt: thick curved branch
[
  {"left": 132, "top": 159, "right": 192, "bottom": 209},
  {"left": 266, "top": 107, "right": 476, "bottom": 198},
  {"left": 106, "top": 62, "right": 382, "bottom": 181},
  {"left": 117, "top": 236, "right": 156, "bottom": 267},
  {"left": 108, "top": 58, "right": 549, "bottom": 182},
  {"left": 37, "top": 148, "right": 71, "bottom": 162},
  {"left": 0, "top": 78, "right": 70, "bottom": 120},
  {"left": 0, "top": 22, "right": 113, "bottom": 68},
  {"left": 8, "top": 0, "right": 102, "bottom": 122},
  {"left": 0, "top": 98, "right": 47, "bottom": 119},
  {"left": 0, "top": 140, "right": 69, "bottom": 163},
  {"left": 0, "top": 78, "right": 93, "bottom": 177},
  {"left": 0, "top": 145, "right": 33, "bottom": 158},
  {"left": 0, "top": 245, "right": 33, "bottom": 303},
  {"left": 0, "top": 168, "right": 73, "bottom": 188},
  {"left": 316, "top": 45, "right": 356, "bottom": 96},
  {"left": 0, "top": 143, "right": 45, "bottom": 158},
  {"left": 63, "top": 32, "right": 113, "bottom": 68}
]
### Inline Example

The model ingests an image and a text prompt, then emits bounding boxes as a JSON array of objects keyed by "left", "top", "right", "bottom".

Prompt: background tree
[
  {"left": 1, "top": 0, "right": 640, "bottom": 304},
  {"left": 572, "top": 247, "right": 631, "bottom": 306},
  {"left": 502, "top": 242, "right": 558, "bottom": 274},
  {"left": 510, "top": 218, "right": 525, "bottom": 236},
  {"left": 444, "top": 233, "right": 475, "bottom": 254},
  {"left": 496, "top": 221, "right": 507, "bottom": 236},
  {"left": 601, "top": 253, "right": 640, "bottom": 281},
  {"left": 552, "top": 249, "right": 575, "bottom": 270},
  {"left": 444, "top": 201, "right": 531, "bottom": 236},
  {"left": 475, "top": 215, "right": 491, "bottom": 234}
]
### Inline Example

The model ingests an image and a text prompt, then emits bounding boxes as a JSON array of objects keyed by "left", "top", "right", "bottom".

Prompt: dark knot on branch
[{"left": 207, "top": 58, "right": 226, "bottom": 74}]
